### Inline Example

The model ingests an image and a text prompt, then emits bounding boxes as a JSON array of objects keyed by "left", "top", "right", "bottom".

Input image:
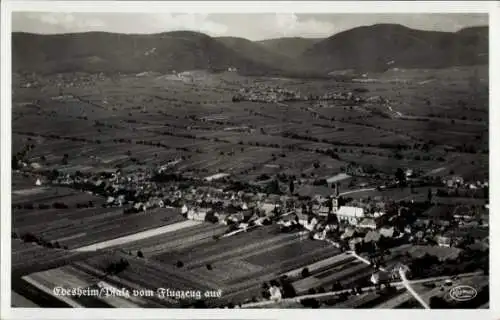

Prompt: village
[
  {"left": 231, "top": 83, "right": 390, "bottom": 105},
  {"left": 11, "top": 143, "right": 488, "bottom": 301}
]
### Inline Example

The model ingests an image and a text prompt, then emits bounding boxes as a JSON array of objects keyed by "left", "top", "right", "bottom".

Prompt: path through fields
[
  {"left": 339, "top": 188, "right": 376, "bottom": 196},
  {"left": 72, "top": 220, "right": 202, "bottom": 252}
]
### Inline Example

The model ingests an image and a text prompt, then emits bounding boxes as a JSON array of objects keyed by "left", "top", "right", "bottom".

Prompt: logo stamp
[{"left": 449, "top": 285, "right": 477, "bottom": 302}]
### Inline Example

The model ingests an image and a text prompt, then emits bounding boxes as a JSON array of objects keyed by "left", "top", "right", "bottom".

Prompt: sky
[{"left": 12, "top": 13, "right": 488, "bottom": 41}]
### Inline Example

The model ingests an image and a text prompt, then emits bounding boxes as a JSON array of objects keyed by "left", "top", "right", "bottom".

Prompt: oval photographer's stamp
[{"left": 449, "top": 285, "right": 478, "bottom": 302}]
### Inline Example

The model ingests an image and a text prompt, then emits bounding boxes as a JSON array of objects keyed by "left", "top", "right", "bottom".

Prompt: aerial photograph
[{"left": 10, "top": 12, "right": 489, "bottom": 309}]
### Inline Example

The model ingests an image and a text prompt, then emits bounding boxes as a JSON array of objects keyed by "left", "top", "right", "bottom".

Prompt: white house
[
  {"left": 260, "top": 202, "right": 276, "bottom": 215},
  {"left": 436, "top": 235, "right": 451, "bottom": 247},
  {"left": 380, "top": 226, "right": 396, "bottom": 238},
  {"left": 336, "top": 206, "right": 365, "bottom": 225},
  {"left": 35, "top": 178, "right": 42, "bottom": 186},
  {"left": 358, "top": 218, "right": 377, "bottom": 230},
  {"left": 187, "top": 208, "right": 209, "bottom": 221},
  {"left": 269, "top": 286, "right": 282, "bottom": 301},
  {"left": 301, "top": 217, "right": 318, "bottom": 231},
  {"left": 181, "top": 205, "right": 188, "bottom": 214},
  {"left": 313, "top": 229, "right": 327, "bottom": 240},
  {"left": 317, "top": 206, "right": 330, "bottom": 217}
]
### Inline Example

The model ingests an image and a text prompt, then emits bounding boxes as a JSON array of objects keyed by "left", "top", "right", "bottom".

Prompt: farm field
[
  {"left": 13, "top": 65, "right": 488, "bottom": 179},
  {"left": 10, "top": 63, "right": 489, "bottom": 309}
]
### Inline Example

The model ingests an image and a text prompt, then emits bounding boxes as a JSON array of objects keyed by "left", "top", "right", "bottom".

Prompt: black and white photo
[{"left": 1, "top": 2, "right": 496, "bottom": 318}]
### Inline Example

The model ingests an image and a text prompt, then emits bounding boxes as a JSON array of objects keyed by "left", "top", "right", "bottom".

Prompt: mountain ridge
[{"left": 12, "top": 24, "right": 488, "bottom": 76}]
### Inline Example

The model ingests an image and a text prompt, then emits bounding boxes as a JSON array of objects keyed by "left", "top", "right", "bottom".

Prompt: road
[
  {"left": 398, "top": 268, "right": 430, "bottom": 309},
  {"left": 241, "top": 271, "right": 483, "bottom": 308},
  {"left": 348, "top": 251, "right": 387, "bottom": 272},
  {"left": 339, "top": 188, "right": 376, "bottom": 197},
  {"left": 72, "top": 220, "right": 201, "bottom": 252}
]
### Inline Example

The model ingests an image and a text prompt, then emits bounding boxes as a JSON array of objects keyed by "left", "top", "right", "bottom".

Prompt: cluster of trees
[
  {"left": 264, "top": 179, "right": 282, "bottom": 195},
  {"left": 76, "top": 201, "right": 95, "bottom": 209},
  {"left": 261, "top": 276, "right": 297, "bottom": 300},
  {"left": 104, "top": 258, "right": 130, "bottom": 276},
  {"left": 436, "top": 187, "right": 489, "bottom": 199},
  {"left": 18, "top": 232, "right": 67, "bottom": 249},
  {"left": 204, "top": 211, "right": 219, "bottom": 224},
  {"left": 12, "top": 143, "right": 36, "bottom": 170},
  {"left": 425, "top": 113, "right": 485, "bottom": 123},
  {"left": 152, "top": 172, "right": 189, "bottom": 183},
  {"left": 14, "top": 202, "right": 76, "bottom": 210}
]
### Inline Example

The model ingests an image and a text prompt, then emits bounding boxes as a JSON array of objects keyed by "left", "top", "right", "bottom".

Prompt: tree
[
  {"left": 301, "top": 267, "right": 311, "bottom": 278},
  {"left": 137, "top": 250, "right": 144, "bottom": 258},
  {"left": 62, "top": 154, "right": 69, "bottom": 165},
  {"left": 265, "top": 179, "right": 281, "bottom": 195},
  {"left": 301, "top": 298, "right": 320, "bottom": 308},
  {"left": 49, "top": 169, "right": 59, "bottom": 181},
  {"left": 12, "top": 155, "right": 20, "bottom": 170},
  {"left": 427, "top": 189, "right": 433, "bottom": 203},
  {"left": 280, "top": 278, "right": 297, "bottom": 298},
  {"left": 395, "top": 168, "right": 406, "bottom": 184},
  {"left": 430, "top": 296, "right": 449, "bottom": 309},
  {"left": 313, "top": 160, "right": 320, "bottom": 169},
  {"left": 176, "top": 260, "right": 184, "bottom": 268},
  {"left": 289, "top": 180, "right": 295, "bottom": 194}
]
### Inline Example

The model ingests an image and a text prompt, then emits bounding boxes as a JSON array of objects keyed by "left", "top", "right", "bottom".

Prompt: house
[
  {"left": 253, "top": 216, "right": 271, "bottom": 226},
  {"left": 181, "top": 205, "right": 188, "bottom": 214},
  {"left": 341, "top": 227, "right": 356, "bottom": 240},
  {"left": 317, "top": 206, "right": 330, "bottom": 217},
  {"left": 370, "top": 271, "right": 391, "bottom": 284},
  {"left": 311, "top": 204, "right": 321, "bottom": 215},
  {"left": 35, "top": 178, "right": 42, "bottom": 186},
  {"left": 336, "top": 206, "right": 365, "bottom": 225},
  {"left": 295, "top": 210, "right": 309, "bottom": 226},
  {"left": 414, "top": 218, "right": 430, "bottom": 229},
  {"left": 373, "top": 211, "right": 386, "bottom": 219},
  {"left": 260, "top": 202, "right": 276, "bottom": 215},
  {"left": 380, "top": 226, "right": 395, "bottom": 238},
  {"left": 302, "top": 216, "right": 319, "bottom": 231},
  {"left": 445, "top": 176, "right": 464, "bottom": 188},
  {"left": 436, "top": 235, "right": 452, "bottom": 247},
  {"left": 349, "top": 237, "right": 363, "bottom": 251},
  {"left": 269, "top": 286, "right": 282, "bottom": 301},
  {"left": 278, "top": 215, "right": 297, "bottom": 228},
  {"left": 364, "top": 230, "right": 381, "bottom": 243},
  {"left": 405, "top": 169, "right": 414, "bottom": 178},
  {"left": 133, "top": 202, "right": 146, "bottom": 212},
  {"left": 187, "top": 207, "right": 209, "bottom": 221},
  {"left": 238, "top": 222, "right": 250, "bottom": 231},
  {"left": 453, "top": 206, "right": 474, "bottom": 220},
  {"left": 313, "top": 229, "right": 327, "bottom": 240},
  {"left": 358, "top": 218, "right": 377, "bottom": 230},
  {"left": 214, "top": 212, "right": 229, "bottom": 224},
  {"left": 404, "top": 225, "right": 412, "bottom": 234},
  {"left": 227, "top": 212, "right": 245, "bottom": 223}
]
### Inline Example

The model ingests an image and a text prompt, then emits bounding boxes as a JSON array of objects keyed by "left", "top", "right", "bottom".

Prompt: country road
[
  {"left": 339, "top": 188, "right": 376, "bottom": 196},
  {"left": 241, "top": 271, "right": 483, "bottom": 308},
  {"left": 399, "top": 268, "right": 430, "bottom": 309}
]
